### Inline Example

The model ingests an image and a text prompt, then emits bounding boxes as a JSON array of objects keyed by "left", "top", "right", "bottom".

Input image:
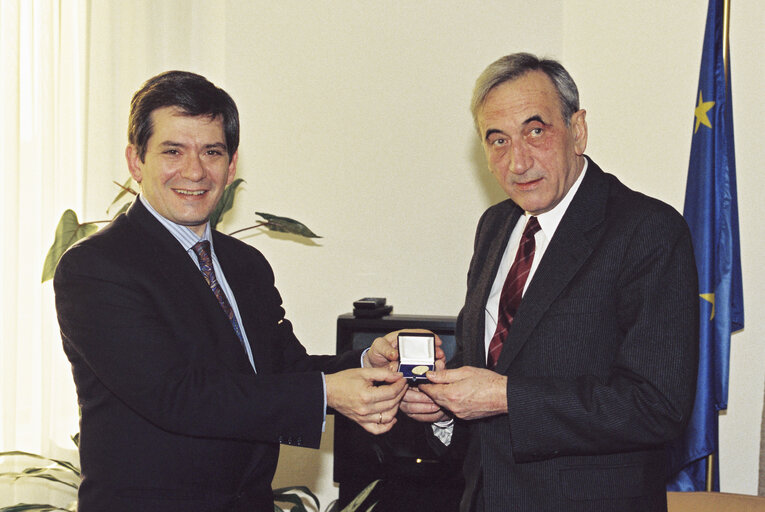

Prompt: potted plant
[
  {"left": 274, "top": 480, "right": 380, "bottom": 512},
  {"left": 41, "top": 178, "right": 320, "bottom": 282},
  {"left": 0, "top": 438, "right": 380, "bottom": 511}
]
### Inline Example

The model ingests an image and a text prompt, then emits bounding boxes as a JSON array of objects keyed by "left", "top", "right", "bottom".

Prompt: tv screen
[{"left": 334, "top": 313, "right": 464, "bottom": 511}]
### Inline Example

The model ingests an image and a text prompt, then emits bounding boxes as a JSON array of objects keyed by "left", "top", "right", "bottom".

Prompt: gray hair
[{"left": 470, "top": 53, "right": 580, "bottom": 133}]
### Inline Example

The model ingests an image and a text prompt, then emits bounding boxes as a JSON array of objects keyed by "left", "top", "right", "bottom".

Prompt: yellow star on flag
[
  {"left": 694, "top": 90, "right": 715, "bottom": 133},
  {"left": 700, "top": 292, "right": 715, "bottom": 320}
]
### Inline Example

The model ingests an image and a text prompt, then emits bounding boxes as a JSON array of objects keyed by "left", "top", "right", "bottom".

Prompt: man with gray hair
[{"left": 401, "top": 53, "right": 699, "bottom": 511}]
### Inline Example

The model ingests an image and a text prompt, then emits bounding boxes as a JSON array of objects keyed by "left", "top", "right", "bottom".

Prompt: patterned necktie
[
  {"left": 191, "top": 241, "right": 245, "bottom": 345},
  {"left": 487, "top": 216, "right": 541, "bottom": 370}
]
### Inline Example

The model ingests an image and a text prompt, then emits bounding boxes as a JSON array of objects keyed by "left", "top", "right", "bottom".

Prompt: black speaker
[{"left": 333, "top": 313, "right": 464, "bottom": 511}]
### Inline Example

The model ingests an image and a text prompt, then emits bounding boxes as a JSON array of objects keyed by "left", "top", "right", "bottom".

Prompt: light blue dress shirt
[
  {"left": 138, "top": 195, "right": 331, "bottom": 430},
  {"left": 139, "top": 195, "right": 256, "bottom": 371}
]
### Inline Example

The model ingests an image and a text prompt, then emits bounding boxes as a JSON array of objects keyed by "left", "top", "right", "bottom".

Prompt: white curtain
[
  {"left": 0, "top": 2, "right": 229, "bottom": 505},
  {"left": 0, "top": 0, "right": 88, "bottom": 504}
]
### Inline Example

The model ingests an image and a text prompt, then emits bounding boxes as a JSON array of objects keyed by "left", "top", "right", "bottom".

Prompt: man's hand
[
  {"left": 363, "top": 332, "right": 400, "bottom": 370},
  {"left": 326, "top": 367, "right": 406, "bottom": 435},
  {"left": 401, "top": 386, "right": 450, "bottom": 423},
  {"left": 363, "top": 329, "right": 447, "bottom": 371},
  {"left": 419, "top": 366, "right": 508, "bottom": 421}
]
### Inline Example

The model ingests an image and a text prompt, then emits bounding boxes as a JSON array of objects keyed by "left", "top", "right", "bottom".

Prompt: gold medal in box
[{"left": 397, "top": 332, "right": 435, "bottom": 383}]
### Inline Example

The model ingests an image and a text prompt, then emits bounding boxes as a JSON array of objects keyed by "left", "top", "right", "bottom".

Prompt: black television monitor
[{"left": 333, "top": 313, "right": 464, "bottom": 511}]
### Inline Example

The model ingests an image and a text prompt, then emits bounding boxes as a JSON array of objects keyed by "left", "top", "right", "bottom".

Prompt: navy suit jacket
[
  {"left": 55, "top": 199, "right": 360, "bottom": 511},
  {"left": 454, "top": 158, "right": 699, "bottom": 512}
]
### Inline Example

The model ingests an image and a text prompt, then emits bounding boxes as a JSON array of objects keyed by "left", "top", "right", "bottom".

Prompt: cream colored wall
[
  {"left": 220, "top": 1, "right": 564, "bottom": 502},
  {"left": 82, "top": 0, "right": 764, "bottom": 504}
]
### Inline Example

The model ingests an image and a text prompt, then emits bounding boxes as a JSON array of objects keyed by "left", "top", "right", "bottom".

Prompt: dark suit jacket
[
  {"left": 454, "top": 158, "right": 699, "bottom": 512},
  {"left": 54, "top": 199, "right": 360, "bottom": 511}
]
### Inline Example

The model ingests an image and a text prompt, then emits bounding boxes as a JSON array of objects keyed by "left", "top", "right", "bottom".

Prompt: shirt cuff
[{"left": 431, "top": 419, "right": 454, "bottom": 446}]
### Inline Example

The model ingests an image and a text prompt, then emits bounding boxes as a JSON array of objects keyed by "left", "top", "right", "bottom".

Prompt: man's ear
[
  {"left": 571, "top": 109, "right": 588, "bottom": 156},
  {"left": 125, "top": 145, "right": 143, "bottom": 183},
  {"left": 226, "top": 150, "right": 239, "bottom": 185}
]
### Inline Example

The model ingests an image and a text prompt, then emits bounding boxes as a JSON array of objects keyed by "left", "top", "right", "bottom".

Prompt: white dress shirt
[
  {"left": 433, "top": 159, "right": 589, "bottom": 445},
  {"left": 483, "top": 160, "right": 588, "bottom": 361},
  {"left": 139, "top": 195, "right": 257, "bottom": 371}
]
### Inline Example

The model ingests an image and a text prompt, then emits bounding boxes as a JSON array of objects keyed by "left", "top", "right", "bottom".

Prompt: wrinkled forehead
[{"left": 478, "top": 73, "right": 563, "bottom": 132}]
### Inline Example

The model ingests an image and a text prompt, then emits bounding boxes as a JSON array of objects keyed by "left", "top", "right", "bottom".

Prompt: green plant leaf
[
  {"left": 41, "top": 210, "right": 99, "bottom": 283},
  {"left": 0, "top": 471, "right": 79, "bottom": 490},
  {"left": 272, "top": 494, "right": 306, "bottom": 512},
  {"left": 108, "top": 177, "right": 136, "bottom": 213},
  {"left": 209, "top": 178, "right": 245, "bottom": 230},
  {"left": 273, "top": 484, "right": 319, "bottom": 512},
  {"left": 340, "top": 480, "right": 380, "bottom": 512},
  {"left": 274, "top": 485, "right": 319, "bottom": 509},
  {"left": 0, "top": 504, "right": 72, "bottom": 512},
  {"left": 0, "top": 451, "right": 81, "bottom": 477},
  {"left": 255, "top": 212, "right": 321, "bottom": 238},
  {"left": 112, "top": 201, "right": 131, "bottom": 218}
]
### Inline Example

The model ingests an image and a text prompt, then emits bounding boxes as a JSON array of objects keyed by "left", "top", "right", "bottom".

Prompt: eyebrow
[
  {"left": 523, "top": 115, "right": 548, "bottom": 126},
  {"left": 483, "top": 115, "right": 550, "bottom": 141},
  {"left": 158, "top": 141, "right": 228, "bottom": 151},
  {"left": 484, "top": 128, "right": 505, "bottom": 142}
]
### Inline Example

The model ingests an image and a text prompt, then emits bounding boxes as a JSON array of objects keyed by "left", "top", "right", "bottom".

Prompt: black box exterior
[{"left": 334, "top": 313, "right": 464, "bottom": 511}]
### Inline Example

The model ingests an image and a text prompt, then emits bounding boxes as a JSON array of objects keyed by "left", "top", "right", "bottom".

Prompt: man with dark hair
[
  {"left": 401, "top": 53, "right": 699, "bottom": 511},
  {"left": 55, "top": 70, "right": 406, "bottom": 511},
  {"left": 128, "top": 71, "right": 240, "bottom": 161}
]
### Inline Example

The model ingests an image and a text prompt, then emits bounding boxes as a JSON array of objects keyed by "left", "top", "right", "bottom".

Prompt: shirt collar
[
  {"left": 138, "top": 194, "right": 213, "bottom": 252},
  {"left": 526, "top": 157, "right": 588, "bottom": 239}
]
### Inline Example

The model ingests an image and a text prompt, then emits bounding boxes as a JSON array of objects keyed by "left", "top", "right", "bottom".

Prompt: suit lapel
[
  {"left": 212, "top": 233, "right": 269, "bottom": 374},
  {"left": 126, "top": 200, "right": 255, "bottom": 373},
  {"left": 126, "top": 199, "right": 201, "bottom": 301},
  {"left": 466, "top": 201, "right": 522, "bottom": 368},
  {"left": 493, "top": 158, "right": 610, "bottom": 373}
]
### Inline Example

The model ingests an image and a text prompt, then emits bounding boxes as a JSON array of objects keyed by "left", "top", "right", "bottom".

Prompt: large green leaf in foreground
[
  {"left": 209, "top": 178, "right": 245, "bottom": 230},
  {"left": 41, "top": 210, "right": 99, "bottom": 282}
]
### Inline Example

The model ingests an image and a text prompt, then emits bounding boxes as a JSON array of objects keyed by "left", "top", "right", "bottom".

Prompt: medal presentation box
[
  {"left": 397, "top": 331, "right": 436, "bottom": 383},
  {"left": 334, "top": 313, "right": 464, "bottom": 511}
]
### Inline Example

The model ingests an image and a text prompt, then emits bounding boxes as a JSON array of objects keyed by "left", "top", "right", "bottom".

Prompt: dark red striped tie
[{"left": 487, "top": 216, "right": 541, "bottom": 370}]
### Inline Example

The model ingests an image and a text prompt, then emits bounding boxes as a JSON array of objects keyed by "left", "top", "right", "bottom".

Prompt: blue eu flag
[{"left": 666, "top": 0, "right": 744, "bottom": 492}]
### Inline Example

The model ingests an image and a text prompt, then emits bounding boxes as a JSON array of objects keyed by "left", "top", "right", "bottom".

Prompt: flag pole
[{"left": 722, "top": 0, "right": 730, "bottom": 76}]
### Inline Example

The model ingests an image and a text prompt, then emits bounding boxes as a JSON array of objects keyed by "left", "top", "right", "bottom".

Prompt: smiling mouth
[{"left": 174, "top": 189, "right": 207, "bottom": 196}]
